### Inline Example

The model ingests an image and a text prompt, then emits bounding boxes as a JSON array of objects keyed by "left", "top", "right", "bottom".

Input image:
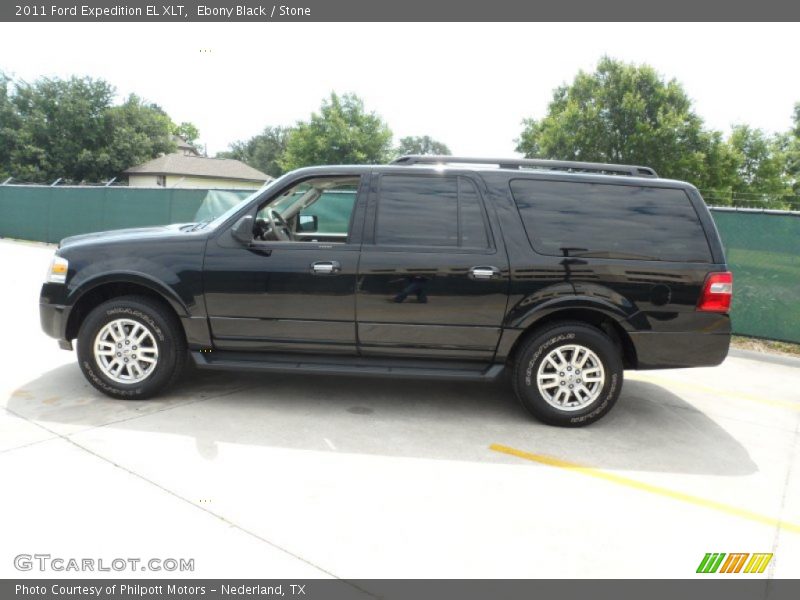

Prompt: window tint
[
  {"left": 510, "top": 179, "right": 712, "bottom": 262},
  {"left": 376, "top": 175, "right": 489, "bottom": 248},
  {"left": 377, "top": 176, "right": 458, "bottom": 246}
]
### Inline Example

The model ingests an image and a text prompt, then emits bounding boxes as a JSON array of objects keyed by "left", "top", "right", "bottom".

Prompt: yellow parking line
[
  {"left": 625, "top": 373, "right": 800, "bottom": 411},
  {"left": 489, "top": 443, "right": 800, "bottom": 535}
]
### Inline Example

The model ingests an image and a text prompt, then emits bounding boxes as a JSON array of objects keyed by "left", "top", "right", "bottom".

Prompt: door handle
[
  {"left": 311, "top": 261, "right": 341, "bottom": 275},
  {"left": 469, "top": 266, "right": 501, "bottom": 280}
]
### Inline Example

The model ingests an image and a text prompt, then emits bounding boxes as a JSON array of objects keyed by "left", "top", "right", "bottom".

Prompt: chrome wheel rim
[
  {"left": 94, "top": 318, "right": 159, "bottom": 384},
  {"left": 536, "top": 344, "right": 605, "bottom": 412}
]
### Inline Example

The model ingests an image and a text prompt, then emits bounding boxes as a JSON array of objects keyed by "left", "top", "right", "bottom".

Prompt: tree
[
  {"left": 219, "top": 126, "right": 292, "bottom": 178},
  {"left": 785, "top": 102, "right": 800, "bottom": 196},
  {"left": 694, "top": 129, "right": 739, "bottom": 202},
  {"left": 395, "top": 135, "right": 451, "bottom": 157},
  {"left": 515, "top": 57, "right": 726, "bottom": 191},
  {"left": 6, "top": 75, "right": 117, "bottom": 182},
  {"left": 172, "top": 121, "right": 200, "bottom": 146},
  {"left": 727, "top": 125, "right": 788, "bottom": 198},
  {"left": 0, "top": 73, "right": 20, "bottom": 180},
  {"left": 103, "top": 95, "right": 178, "bottom": 178},
  {"left": 0, "top": 74, "right": 184, "bottom": 183},
  {"left": 174, "top": 122, "right": 200, "bottom": 145},
  {"left": 281, "top": 92, "right": 392, "bottom": 171}
]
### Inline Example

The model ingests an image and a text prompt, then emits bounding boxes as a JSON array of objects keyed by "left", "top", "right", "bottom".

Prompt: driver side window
[{"left": 254, "top": 176, "right": 360, "bottom": 244}]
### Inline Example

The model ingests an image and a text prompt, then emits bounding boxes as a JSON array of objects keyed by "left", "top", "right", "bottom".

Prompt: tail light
[{"left": 697, "top": 271, "right": 733, "bottom": 312}]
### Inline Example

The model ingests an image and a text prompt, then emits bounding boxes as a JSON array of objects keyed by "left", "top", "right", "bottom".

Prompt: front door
[
  {"left": 356, "top": 172, "right": 509, "bottom": 361},
  {"left": 203, "top": 174, "right": 366, "bottom": 354}
]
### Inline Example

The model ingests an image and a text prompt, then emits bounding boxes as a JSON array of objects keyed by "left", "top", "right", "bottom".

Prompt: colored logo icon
[{"left": 696, "top": 553, "right": 773, "bottom": 574}]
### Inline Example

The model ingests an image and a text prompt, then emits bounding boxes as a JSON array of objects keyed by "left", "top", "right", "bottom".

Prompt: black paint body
[{"left": 40, "top": 165, "right": 731, "bottom": 374}]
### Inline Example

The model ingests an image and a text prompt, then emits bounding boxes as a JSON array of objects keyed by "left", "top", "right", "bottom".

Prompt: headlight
[{"left": 46, "top": 255, "right": 69, "bottom": 284}]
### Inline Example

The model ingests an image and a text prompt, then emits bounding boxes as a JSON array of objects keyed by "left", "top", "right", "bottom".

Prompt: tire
[
  {"left": 512, "top": 321, "right": 623, "bottom": 427},
  {"left": 77, "top": 295, "right": 187, "bottom": 400}
]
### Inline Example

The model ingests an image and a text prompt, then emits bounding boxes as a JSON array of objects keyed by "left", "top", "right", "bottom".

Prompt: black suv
[{"left": 40, "top": 156, "right": 732, "bottom": 426}]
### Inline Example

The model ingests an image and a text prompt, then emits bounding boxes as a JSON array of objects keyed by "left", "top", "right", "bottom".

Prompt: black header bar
[{"left": 3, "top": 0, "right": 800, "bottom": 22}]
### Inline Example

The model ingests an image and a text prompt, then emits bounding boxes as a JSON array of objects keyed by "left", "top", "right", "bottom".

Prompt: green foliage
[
  {"left": 103, "top": 95, "right": 178, "bottom": 179},
  {"left": 174, "top": 121, "right": 200, "bottom": 145},
  {"left": 395, "top": 135, "right": 451, "bottom": 157},
  {"left": 281, "top": 92, "right": 392, "bottom": 171},
  {"left": 0, "top": 74, "right": 20, "bottom": 180},
  {"left": 697, "top": 130, "right": 739, "bottom": 196},
  {"left": 218, "top": 126, "right": 292, "bottom": 178},
  {"left": 516, "top": 57, "right": 722, "bottom": 188},
  {"left": 6, "top": 75, "right": 115, "bottom": 182},
  {"left": 785, "top": 103, "right": 800, "bottom": 195},
  {"left": 222, "top": 95, "right": 401, "bottom": 177},
  {"left": 0, "top": 73, "right": 184, "bottom": 183},
  {"left": 728, "top": 126, "right": 789, "bottom": 196},
  {"left": 516, "top": 57, "right": 799, "bottom": 209}
]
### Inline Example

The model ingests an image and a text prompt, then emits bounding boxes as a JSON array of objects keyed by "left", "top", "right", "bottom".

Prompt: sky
[{"left": 0, "top": 22, "right": 798, "bottom": 157}]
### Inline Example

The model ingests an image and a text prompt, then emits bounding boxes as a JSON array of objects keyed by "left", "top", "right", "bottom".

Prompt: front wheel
[
  {"left": 512, "top": 322, "right": 623, "bottom": 427},
  {"left": 77, "top": 295, "right": 187, "bottom": 399}
]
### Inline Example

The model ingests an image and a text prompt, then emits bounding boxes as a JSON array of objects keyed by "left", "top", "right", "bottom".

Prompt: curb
[{"left": 728, "top": 348, "right": 800, "bottom": 369}]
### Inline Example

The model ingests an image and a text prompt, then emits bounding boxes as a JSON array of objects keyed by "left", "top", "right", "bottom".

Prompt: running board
[{"left": 191, "top": 351, "right": 505, "bottom": 382}]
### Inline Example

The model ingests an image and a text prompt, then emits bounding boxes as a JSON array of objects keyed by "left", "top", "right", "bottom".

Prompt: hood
[{"left": 59, "top": 223, "right": 192, "bottom": 249}]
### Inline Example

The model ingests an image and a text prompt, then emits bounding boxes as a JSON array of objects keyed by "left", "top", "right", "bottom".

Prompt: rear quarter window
[{"left": 509, "top": 179, "right": 712, "bottom": 262}]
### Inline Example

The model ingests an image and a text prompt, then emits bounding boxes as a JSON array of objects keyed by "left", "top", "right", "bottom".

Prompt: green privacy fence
[
  {"left": 710, "top": 208, "right": 800, "bottom": 344},
  {"left": 1, "top": 186, "right": 799, "bottom": 343},
  {"left": 0, "top": 185, "right": 252, "bottom": 244}
]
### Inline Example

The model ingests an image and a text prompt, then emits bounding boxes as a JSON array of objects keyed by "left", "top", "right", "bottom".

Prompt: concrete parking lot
[{"left": 0, "top": 237, "right": 798, "bottom": 579}]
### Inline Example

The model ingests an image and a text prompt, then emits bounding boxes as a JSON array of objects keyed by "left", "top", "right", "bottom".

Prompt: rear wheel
[
  {"left": 512, "top": 322, "right": 623, "bottom": 426},
  {"left": 77, "top": 295, "right": 186, "bottom": 399}
]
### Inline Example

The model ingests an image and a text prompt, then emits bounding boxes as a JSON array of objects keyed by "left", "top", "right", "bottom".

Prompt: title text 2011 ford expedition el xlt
[{"left": 40, "top": 156, "right": 732, "bottom": 426}]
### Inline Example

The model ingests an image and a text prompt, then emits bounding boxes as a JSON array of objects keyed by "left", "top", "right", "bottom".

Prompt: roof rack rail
[{"left": 390, "top": 155, "right": 659, "bottom": 178}]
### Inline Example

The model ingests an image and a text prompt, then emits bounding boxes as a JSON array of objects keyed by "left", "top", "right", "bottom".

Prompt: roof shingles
[{"left": 124, "top": 153, "right": 270, "bottom": 182}]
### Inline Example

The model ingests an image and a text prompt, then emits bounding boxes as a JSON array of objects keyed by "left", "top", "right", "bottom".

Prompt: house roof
[
  {"left": 172, "top": 135, "right": 200, "bottom": 155},
  {"left": 124, "top": 153, "right": 270, "bottom": 182}
]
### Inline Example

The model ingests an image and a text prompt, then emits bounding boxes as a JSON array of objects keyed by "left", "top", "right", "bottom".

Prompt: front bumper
[
  {"left": 39, "top": 300, "right": 72, "bottom": 349},
  {"left": 40, "top": 280, "right": 73, "bottom": 348}
]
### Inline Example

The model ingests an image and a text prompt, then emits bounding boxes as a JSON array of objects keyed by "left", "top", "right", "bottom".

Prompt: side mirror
[
  {"left": 231, "top": 215, "right": 254, "bottom": 244},
  {"left": 298, "top": 214, "right": 318, "bottom": 233}
]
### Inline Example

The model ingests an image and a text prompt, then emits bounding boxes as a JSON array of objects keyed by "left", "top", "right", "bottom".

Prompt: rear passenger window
[
  {"left": 510, "top": 179, "right": 712, "bottom": 262},
  {"left": 376, "top": 175, "right": 490, "bottom": 248}
]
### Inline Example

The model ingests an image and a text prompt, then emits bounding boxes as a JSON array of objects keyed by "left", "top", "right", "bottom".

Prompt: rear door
[{"left": 356, "top": 171, "right": 509, "bottom": 361}]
